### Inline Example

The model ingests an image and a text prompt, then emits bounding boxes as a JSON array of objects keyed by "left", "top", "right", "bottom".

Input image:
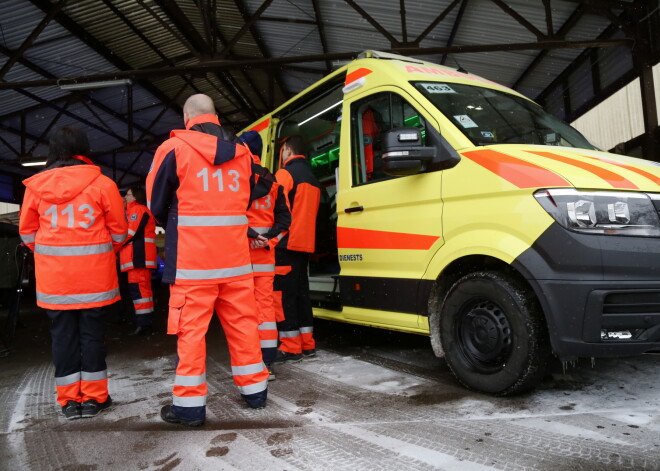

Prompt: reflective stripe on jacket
[
  {"left": 19, "top": 162, "right": 128, "bottom": 309},
  {"left": 275, "top": 156, "right": 321, "bottom": 253},
  {"left": 119, "top": 201, "right": 157, "bottom": 271},
  {"left": 248, "top": 165, "right": 291, "bottom": 275},
  {"left": 146, "top": 113, "right": 255, "bottom": 285}
]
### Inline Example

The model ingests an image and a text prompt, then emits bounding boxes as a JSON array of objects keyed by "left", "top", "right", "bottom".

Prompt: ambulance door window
[{"left": 351, "top": 92, "right": 428, "bottom": 186}]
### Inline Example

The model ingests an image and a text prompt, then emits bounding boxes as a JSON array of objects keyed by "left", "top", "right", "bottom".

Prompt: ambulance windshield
[{"left": 413, "top": 82, "right": 596, "bottom": 150}]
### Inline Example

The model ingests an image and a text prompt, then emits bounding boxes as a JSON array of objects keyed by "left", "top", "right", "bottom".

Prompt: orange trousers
[
  {"left": 254, "top": 275, "right": 280, "bottom": 365},
  {"left": 167, "top": 278, "right": 269, "bottom": 420}
]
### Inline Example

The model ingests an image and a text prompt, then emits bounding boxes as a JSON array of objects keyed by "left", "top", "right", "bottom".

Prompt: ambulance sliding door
[{"left": 337, "top": 87, "right": 444, "bottom": 329}]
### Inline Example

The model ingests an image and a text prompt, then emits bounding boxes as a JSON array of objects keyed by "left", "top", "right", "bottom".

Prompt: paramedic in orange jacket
[
  {"left": 273, "top": 135, "right": 321, "bottom": 363},
  {"left": 146, "top": 94, "right": 269, "bottom": 427},
  {"left": 239, "top": 131, "right": 291, "bottom": 379},
  {"left": 19, "top": 126, "right": 128, "bottom": 420},
  {"left": 119, "top": 185, "right": 157, "bottom": 336}
]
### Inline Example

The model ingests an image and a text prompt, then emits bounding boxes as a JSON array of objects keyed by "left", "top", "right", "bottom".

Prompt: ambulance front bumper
[{"left": 513, "top": 223, "right": 660, "bottom": 360}]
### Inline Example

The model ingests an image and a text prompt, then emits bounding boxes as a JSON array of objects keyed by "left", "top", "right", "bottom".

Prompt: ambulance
[{"left": 242, "top": 50, "right": 660, "bottom": 395}]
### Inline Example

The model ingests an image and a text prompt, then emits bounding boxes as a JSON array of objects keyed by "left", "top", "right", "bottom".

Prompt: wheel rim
[{"left": 456, "top": 299, "right": 513, "bottom": 373}]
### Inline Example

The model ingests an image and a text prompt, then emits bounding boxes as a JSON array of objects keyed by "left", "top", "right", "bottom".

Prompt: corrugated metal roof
[{"left": 0, "top": 0, "right": 652, "bottom": 186}]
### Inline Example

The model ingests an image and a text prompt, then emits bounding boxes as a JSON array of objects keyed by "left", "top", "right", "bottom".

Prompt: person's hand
[{"left": 250, "top": 235, "right": 268, "bottom": 249}]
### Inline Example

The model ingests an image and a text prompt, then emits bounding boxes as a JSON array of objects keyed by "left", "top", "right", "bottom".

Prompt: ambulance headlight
[{"left": 534, "top": 189, "right": 660, "bottom": 237}]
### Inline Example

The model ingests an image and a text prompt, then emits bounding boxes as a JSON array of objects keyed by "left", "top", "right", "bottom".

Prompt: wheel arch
[{"left": 427, "top": 254, "right": 548, "bottom": 359}]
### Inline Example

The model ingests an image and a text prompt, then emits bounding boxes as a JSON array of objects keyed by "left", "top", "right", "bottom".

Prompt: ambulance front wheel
[{"left": 440, "top": 271, "right": 550, "bottom": 396}]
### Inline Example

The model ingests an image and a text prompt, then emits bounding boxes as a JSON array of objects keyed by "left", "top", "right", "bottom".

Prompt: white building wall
[
  {"left": 0, "top": 202, "right": 20, "bottom": 215},
  {"left": 571, "top": 62, "right": 659, "bottom": 151}
]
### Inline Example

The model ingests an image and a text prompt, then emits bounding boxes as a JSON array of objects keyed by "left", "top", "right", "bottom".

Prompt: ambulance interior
[{"left": 275, "top": 81, "right": 344, "bottom": 309}]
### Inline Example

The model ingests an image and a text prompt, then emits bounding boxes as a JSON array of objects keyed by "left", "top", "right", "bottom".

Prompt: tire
[{"left": 440, "top": 270, "right": 549, "bottom": 396}]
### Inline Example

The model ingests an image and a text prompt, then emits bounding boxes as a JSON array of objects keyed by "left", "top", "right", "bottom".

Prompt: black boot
[
  {"left": 128, "top": 325, "right": 152, "bottom": 337},
  {"left": 160, "top": 405, "right": 205, "bottom": 427}
]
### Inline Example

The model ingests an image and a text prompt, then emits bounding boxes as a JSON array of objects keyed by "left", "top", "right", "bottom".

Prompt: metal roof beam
[
  {"left": 150, "top": 0, "right": 208, "bottom": 56},
  {"left": 559, "top": 0, "right": 634, "bottom": 10},
  {"left": 154, "top": 0, "right": 260, "bottom": 120},
  {"left": 311, "top": 0, "right": 332, "bottom": 74},
  {"left": 415, "top": 0, "right": 462, "bottom": 44},
  {"left": 137, "top": 82, "right": 188, "bottom": 142},
  {"left": 489, "top": 0, "right": 548, "bottom": 40},
  {"left": 259, "top": 16, "right": 317, "bottom": 25},
  {"left": 400, "top": 0, "right": 408, "bottom": 44},
  {"left": 441, "top": 0, "right": 470, "bottom": 65},
  {"left": 218, "top": 0, "right": 274, "bottom": 59},
  {"left": 205, "top": 2, "right": 270, "bottom": 113},
  {"left": 27, "top": 95, "right": 75, "bottom": 154},
  {"left": 512, "top": 4, "right": 586, "bottom": 90},
  {"left": 16, "top": 88, "right": 128, "bottom": 144},
  {"left": 543, "top": 0, "right": 554, "bottom": 37},
  {"left": 345, "top": 0, "right": 402, "bottom": 47},
  {"left": 0, "top": 0, "right": 68, "bottom": 80},
  {"left": 0, "top": 133, "right": 19, "bottom": 156},
  {"left": 101, "top": 0, "right": 170, "bottom": 64},
  {"left": 232, "top": 0, "right": 290, "bottom": 105},
  {"left": 0, "top": 38, "right": 635, "bottom": 91}
]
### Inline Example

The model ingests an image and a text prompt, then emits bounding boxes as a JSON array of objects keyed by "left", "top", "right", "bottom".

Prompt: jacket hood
[
  {"left": 461, "top": 145, "right": 660, "bottom": 193},
  {"left": 171, "top": 113, "right": 243, "bottom": 166},
  {"left": 23, "top": 165, "right": 101, "bottom": 204}
]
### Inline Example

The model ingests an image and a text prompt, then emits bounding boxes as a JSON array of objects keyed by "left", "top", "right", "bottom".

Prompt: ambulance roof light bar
[{"left": 358, "top": 50, "right": 425, "bottom": 64}]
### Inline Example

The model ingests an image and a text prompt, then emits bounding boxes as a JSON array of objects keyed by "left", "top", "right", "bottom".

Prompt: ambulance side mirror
[{"left": 381, "top": 127, "right": 436, "bottom": 176}]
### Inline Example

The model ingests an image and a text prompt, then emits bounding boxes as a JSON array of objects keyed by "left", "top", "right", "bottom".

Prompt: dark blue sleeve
[{"left": 149, "top": 149, "right": 179, "bottom": 228}]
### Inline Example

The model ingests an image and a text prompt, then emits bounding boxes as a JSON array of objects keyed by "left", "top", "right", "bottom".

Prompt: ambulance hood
[
  {"left": 23, "top": 165, "right": 101, "bottom": 204},
  {"left": 462, "top": 145, "right": 660, "bottom": 193}
]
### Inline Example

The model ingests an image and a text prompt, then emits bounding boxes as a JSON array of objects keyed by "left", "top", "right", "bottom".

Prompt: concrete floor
[{"left": 1, "top": 290, "right": 659, "bottom": 471}]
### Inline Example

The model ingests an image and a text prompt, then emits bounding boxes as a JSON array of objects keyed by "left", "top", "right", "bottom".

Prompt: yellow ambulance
[{"left": 242, "top": 50, "right": 660, "bottom": 395}]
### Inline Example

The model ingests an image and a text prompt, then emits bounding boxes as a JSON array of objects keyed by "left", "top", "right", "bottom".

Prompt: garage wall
[{"left": 571, "top": 62, "right": 660, "bottom": 152}]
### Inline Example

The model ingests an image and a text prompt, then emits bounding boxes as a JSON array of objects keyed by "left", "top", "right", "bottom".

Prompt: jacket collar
[
  {"left": 284, "top": 155, "right": 306, "bottom": 167},
  {"left": 186, "top": 113, "right": 220, "bottom": 130},
  {"left": 71, "top": 154, "right": 94, "bottom": 165}
]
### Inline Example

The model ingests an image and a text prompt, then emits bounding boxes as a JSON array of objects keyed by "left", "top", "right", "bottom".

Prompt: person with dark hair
[
  {"left": 146, "top": 94, "right": 268, "bottom": 427},
  {"left": 18, "top": 126, "right": 128, "bottom": 420},
  {"left": 119, "top": 185, "right": 157, "bottom": 336},
  {"left": 272, "top": 135, "right": 321, "bottom": 363},
  {"left": 239, "top": 131, "right": 291, "bottom": 380}
]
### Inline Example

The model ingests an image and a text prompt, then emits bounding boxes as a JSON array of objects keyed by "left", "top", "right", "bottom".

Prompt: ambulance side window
[{"left": 350, "top": 92, "right": 427, "bottom": 186}]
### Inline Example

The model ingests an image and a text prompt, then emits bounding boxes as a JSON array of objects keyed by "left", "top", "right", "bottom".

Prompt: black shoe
[
  {"left": 160, "top": 405, "right": 205, "bottom": 427},
  {"left": 302, "top": 349, "right": 316, "bottom": 357},
  {"left": 267, "top": 364, "right": 276, "bottom": 381},
  {"left": 128, "top": 325, "right": 152, "bottom": 337},
  {"left": 81, "top": 396, "right": 112, "bottom": 418},
  {"left": 273, "top": 350, "right": 303, "bottom": 364},
  {"left": 62, "top": 401, "right": 81, "bottom": 420}
]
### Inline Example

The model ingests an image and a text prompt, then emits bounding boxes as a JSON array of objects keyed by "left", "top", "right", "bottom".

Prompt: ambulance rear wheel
[{"left": 440, "top": 271, "right": 549, "bottom": 396}]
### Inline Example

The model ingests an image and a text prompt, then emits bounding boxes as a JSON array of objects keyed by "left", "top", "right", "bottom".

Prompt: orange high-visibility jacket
[
  {"left": 119, "top": 201, "right": 157, "bottom": 271},
  {"left": 248, "top": 165, "right": 291, "bottom": 275},
  {"left": 275, "top": 155, "right": 321, "bottom": 253},
  {"left": 146, "top": 114, "right": 255, "bottom": 285},
  {"left": 19, "top": 163, "right": 128, "bottom": 309}
]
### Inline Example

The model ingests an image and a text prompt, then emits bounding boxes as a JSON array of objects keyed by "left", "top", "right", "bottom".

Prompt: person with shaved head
[{"left": 146, "top": 94, "right": 268, "bottom": 427}]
